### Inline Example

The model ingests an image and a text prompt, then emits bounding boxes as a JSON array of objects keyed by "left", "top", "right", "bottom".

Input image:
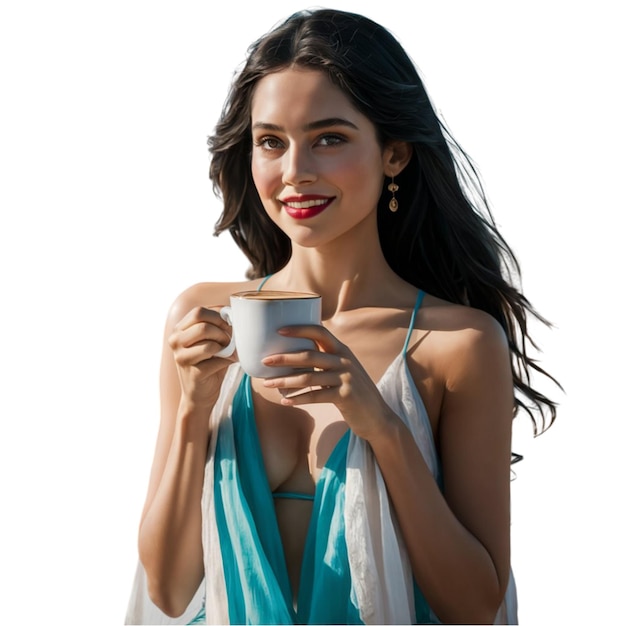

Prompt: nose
[{"left": 282, "top": 143, "right": 317, "bottom": 186}]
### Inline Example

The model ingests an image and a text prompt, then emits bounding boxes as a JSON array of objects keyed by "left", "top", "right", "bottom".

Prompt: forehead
[{"left": 250, "top": 67, "right": 362, "bottom": 125}]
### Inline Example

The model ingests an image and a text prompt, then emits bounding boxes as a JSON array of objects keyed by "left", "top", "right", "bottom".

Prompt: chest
[
  {"left": 248, "top": 326, "right": 442, "bottom": 493},
  {"left": 249, "top": 382, "right": 346, "bottom": 492}
]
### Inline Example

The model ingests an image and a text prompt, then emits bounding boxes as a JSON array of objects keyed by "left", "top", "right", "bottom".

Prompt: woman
[{"left": 126, "top": 8, "right": 558, "bottom": 625}]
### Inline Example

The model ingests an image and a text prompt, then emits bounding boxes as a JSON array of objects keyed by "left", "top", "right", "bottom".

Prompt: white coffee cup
[{"left": 214, "top": 290, "right": 322, "bottom": 378}]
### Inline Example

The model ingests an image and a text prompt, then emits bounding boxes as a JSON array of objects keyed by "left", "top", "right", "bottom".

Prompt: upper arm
[{"left": 438, "top": 312, "right": 514, "bottom": 591}]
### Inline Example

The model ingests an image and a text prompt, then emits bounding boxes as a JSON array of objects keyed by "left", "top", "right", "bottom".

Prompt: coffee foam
[{"left": 232, "top": 290, "right": 320, "bottom": 300}]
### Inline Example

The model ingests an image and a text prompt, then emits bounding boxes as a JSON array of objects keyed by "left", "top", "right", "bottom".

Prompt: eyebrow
[{"left": 251, "top": 117, "right": 359, "bottom": 132}]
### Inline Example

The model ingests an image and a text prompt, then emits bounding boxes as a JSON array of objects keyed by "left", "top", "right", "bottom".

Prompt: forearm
[
  {"left": 369, "top": 412, "right": 506, "bottom": 625},
  {"left": 138, "top": 404, "right": 211, "bottom": 617}
]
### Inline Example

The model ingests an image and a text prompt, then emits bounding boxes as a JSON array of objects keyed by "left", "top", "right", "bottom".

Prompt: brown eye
[
  {"left": 316, "top": 134, "right": 346, "bottom": 147},
  {"left": 255, "top": 136, "right": 284, "bottom": 151}
]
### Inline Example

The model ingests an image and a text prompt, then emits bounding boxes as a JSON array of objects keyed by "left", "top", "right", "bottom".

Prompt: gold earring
[{"left": 388, "top": 177, "right": 399, "bottom": 212}]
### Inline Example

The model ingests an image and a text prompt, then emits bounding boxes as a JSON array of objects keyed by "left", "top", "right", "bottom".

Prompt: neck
[{"left": 270, "top": 219, "right": 412, "bottom": 318}]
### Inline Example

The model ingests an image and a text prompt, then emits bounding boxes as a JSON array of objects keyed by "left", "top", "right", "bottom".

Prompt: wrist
[
  {"left": 176, "top": 398, "right": 213, "bottom": 439},
  {"left": 361, "top": 405, "right": 403, "bottom": 448}
]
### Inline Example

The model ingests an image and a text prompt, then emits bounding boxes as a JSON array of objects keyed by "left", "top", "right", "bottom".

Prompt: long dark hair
[{"left": 208, "top": 8, "right": 560, "bottom": 434}]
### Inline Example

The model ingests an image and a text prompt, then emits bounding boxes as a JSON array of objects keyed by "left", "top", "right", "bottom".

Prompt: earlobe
[{"left": 383, "top": 141, "right": 412, "bottom": 177}]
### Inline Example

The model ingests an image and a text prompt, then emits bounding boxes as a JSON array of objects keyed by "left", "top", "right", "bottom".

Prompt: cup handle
[{"left": 213, "top": 306, "right": 235, "bottom": 358}]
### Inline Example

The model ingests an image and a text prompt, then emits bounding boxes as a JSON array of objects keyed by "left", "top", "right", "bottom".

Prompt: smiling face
[{"left": 250, "top": 67, "right": 399, "bottom": 250}]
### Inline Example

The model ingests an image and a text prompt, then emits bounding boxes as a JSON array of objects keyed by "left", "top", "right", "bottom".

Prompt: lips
[{"left": 280, "top": 195, "right": 334, "bottom": 220}]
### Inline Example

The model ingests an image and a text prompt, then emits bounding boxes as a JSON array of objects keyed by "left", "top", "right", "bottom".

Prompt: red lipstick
[{"left": 280, "top": 195, "right": 334, "bottom": 220}]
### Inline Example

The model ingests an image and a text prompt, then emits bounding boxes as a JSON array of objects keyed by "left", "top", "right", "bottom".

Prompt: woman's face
[{"left": 250, "top": 67, "right": 394, "bottom": 250}]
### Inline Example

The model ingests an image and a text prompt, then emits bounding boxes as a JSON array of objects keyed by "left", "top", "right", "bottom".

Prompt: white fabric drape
[
  {"left": 345, "top": 354, "right": 441, "bottom": 624},
  {"left": 125, "top": 359, "right": 517, "bottom": 625}
]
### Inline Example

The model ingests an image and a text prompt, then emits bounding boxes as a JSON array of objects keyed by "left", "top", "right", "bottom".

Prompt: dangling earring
[{"left": 388, "top": 177, "right": 399, "bottom": 212}]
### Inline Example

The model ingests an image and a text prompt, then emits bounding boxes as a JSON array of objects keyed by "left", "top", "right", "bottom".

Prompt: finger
[
  {"left": 278, "top": 385, "right": 342, "bottom": 406},
  {"left": 174, "top": 340, "right": 234, "bottom": 367},
  {"left": 176, "top": 306, "right": 231, "bottom": 333},
  {"left": 261, "top": 349, "right": 339, "bottom": 371},
  {"left": 263, "top": 369, "right": 341, "bottom": 390},
  {"left": 175, "top": 322, "right": 231, "bottom": 350},
  {"left": 277, "top": 324, "right": 344, "bottom": 354}
]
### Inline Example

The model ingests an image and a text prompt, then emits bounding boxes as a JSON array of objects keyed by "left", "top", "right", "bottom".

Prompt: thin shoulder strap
[
  {"left": 402, "top": 290, "right": 425, "bottom": 356},
  {"left": 257, "top": 274, "right": 272, "bottom": 291}
]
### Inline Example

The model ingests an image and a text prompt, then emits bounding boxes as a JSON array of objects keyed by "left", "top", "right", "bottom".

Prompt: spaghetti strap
[
  {"left": 272, "top": 491, "right": 315, "bottom": 502},
  {"left": 257, "top": 275, "right": 272, "bottom": 291},
  {"left": 402, "top": 290, "right": 425, "bottom": 356}
]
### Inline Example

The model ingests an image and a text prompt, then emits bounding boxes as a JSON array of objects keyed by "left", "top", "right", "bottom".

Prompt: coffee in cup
[{"left": 214, "top": 290, "right": 322, "bottom": 378}]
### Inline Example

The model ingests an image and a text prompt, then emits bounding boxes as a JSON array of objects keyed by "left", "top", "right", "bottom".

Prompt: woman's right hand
[{"left": 167, "top": 306, "right": 234, "bottom": 411}]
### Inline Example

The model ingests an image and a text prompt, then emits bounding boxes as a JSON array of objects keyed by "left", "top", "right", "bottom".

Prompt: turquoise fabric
[
  {"left": 213, "top": 375, "right": 361, "bottom": 623},
  {"left": 272, "top": 491, "right": 315, "bottom": 501},
  {"left": 213, "top": 377, "right": 295, "bottom": 624},
  {"left": 297, "top": 429, "right": 362, "bottom": 624},
  {"left": 210, "top": 290, "right": 437, "bottom": 624}
]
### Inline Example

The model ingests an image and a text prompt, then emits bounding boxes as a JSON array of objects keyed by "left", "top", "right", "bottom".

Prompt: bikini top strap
[
  {"left": 257, "top": 274, "right": 272, "bottom": 291},
  {"left": 402, "top": 289, "right": 425, "bottom": 356},
  {"left": 257, "top": 278, "right": 422, "bottom": 355}
]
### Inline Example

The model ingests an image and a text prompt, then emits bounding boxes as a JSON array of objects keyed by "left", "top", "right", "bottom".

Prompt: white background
[{"left": 1, "top": 1, "right": 623, "bottom": 623}]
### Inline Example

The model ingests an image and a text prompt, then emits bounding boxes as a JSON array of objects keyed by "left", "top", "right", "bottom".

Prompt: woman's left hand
[{"left": 261, "top": 324, "right": 394, "bottom": 441}]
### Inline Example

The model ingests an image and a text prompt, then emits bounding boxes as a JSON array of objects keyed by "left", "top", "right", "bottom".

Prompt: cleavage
[{"left": 250, "top": 379, "right": 348, "bottom": 490}]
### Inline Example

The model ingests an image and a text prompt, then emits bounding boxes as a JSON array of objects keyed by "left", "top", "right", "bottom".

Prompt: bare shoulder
[
  {"left": 166, "top": 279, "right": 261, "bottom": 328},
  {"left": 418, "top": 296, "right": 508, "bottom": 351},
  {"left": 418, "top": 293, "right": 506, "bottom": 336},
  {"left": 411, "top": 293, "right": 510, "bottom": 387}
]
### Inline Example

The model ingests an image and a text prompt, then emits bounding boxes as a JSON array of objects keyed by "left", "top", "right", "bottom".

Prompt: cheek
[
  {"left": 334, "top": 146, "right": 381, "bottom": 177},
  {"left": 250, "top": 159, "right": 265, "bottom": 194},
  {"left": 331, "top": 155, "right": 384, "bottom": 198},
  {"left": 251, "top": 157, "right": 278, "bottom": 200}
]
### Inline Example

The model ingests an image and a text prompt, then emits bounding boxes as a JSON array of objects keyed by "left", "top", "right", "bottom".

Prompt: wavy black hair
[{"left": 208, "top": 8, "right": 560, "bottom": 435}]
